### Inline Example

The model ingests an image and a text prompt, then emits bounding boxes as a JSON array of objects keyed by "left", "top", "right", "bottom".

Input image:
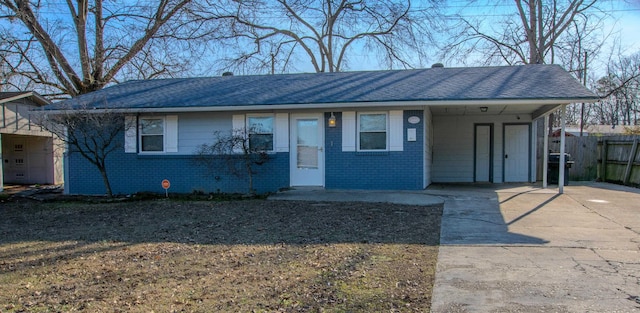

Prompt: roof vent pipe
[
  {"left": 431, "top": 63, "right": 444, "bottom": 68},
  {"left": 222, "top": 71, "right": 234, "bottom": 76}
]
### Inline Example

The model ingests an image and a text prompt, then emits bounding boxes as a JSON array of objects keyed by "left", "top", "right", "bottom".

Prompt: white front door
[
  {"left": 504, "top": 124, "right": 530, "bottom": 182},
  {"left": 475, "top": 125, "right": 491, "bottom": 182},
  {"left": 290, "top": 114, "right": 324, "bottom": 186}
]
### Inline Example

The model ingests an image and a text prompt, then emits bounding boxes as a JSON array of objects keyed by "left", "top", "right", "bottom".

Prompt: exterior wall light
[
  {"left": 480, "top": 106, "right": 488, "bottom": 112},
  {"left": 328, "top": 112, "right": 337, "bottom": 127}
]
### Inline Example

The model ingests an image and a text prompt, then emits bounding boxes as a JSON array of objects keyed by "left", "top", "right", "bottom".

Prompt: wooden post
[{"left": 623, "top": 139, "right": 639, "bottom": 185}]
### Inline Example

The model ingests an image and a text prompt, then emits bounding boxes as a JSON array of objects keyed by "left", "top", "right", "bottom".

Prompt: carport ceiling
[{"left": 430, "top": 103, "right": 559, "bottom": 116}]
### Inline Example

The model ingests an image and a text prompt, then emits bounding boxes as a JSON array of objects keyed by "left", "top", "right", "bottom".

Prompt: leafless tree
[
  {"left": 194, "top": 128, "right": 270, "bottom": 195},
  {"left": 0, "top": 0, "right": 194, "bottom": 98},
  {"left": 592, "top": 51, "right": 640, "bottom": 126},
  {"left": 35, "top": 99, "right": 134, "bottom": 197},
  {"left": 443, "top": 0, "right": 601, "bottom": 66},
  {"left": 196, "top": 0, "right": 443, "bottom": 74},
  {"left": 441, "top": 0, "right": 616, "bottom": 133}
]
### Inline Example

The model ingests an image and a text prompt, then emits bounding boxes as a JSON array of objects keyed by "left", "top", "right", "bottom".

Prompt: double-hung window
[
  {"left": 358, "top": 113, "right": 388, "bottom": 151},
  {"left": 247, "top": 116, "right": 274, "bottom": 151},
  {"left": 140, "top": 118, "right": 164, "bottom": 152}
]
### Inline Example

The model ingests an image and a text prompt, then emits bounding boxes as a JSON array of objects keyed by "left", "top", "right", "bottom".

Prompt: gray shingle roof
[{"left": 49, "top": 64, "right": 598, "bottom": 110}]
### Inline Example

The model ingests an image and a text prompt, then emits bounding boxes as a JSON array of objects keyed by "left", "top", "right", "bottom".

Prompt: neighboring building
[
  {"left": 47, "top": 64, "right": 598, "bottom": 195},
  {"left": 0, "top": 92, "right": 64, "bottom": 190}
]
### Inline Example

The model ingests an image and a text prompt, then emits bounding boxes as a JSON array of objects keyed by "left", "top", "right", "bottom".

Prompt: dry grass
[{"left": 0, "top": 199, "right": 442, "bottom": 312}]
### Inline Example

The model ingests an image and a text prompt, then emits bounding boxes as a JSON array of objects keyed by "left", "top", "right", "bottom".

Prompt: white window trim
[
  {"left": 139, "top": 116, "right": 166, "bottom": 153},
  {"left": 275, "top": 113, "right": 289, "bottom": 152},
  {"left": 246, "top": 113, "right": 276, "bottom": 152},
  {"left": 137, "top": 115, "right": 178, "bottom": 153},
  {"left": 342, "top": 111, "right": 356, "bottom": 152},
  {"left": 124, "top": 115, "right": 137, "bottom": 153},
  {"left": 357, "top": 111, "right": 389, "bottom": 152},
  {"left": 389, "top": 110, "right": 404, "bottom": 151}
]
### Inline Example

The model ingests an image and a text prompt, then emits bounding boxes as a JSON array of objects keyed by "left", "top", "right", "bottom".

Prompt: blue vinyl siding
[{"left": 324, "top": 111, "right": 424, "bottom": 190}]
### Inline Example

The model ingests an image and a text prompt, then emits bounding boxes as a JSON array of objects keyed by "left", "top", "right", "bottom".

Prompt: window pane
[
  {"left": 141, "top": 119, "right": 163, "bottom": 135},
  {"left": 249, "top": 134, "right": 273, "bottom": 151},
  {"left": 297, "top": 146, "right": 318, "bottom": 168},
  {"left": 142, "top": 135, "right": 164, "bottom": 151},
  {"left": 360, "top": 132, "right": 386, "bottom": 150},
  {"left": 296, "top": 119, "right": 318, "bottom": 169},
  {"left": 360, "top": 114, "right": 386, "bottom": 132},
  {"left": 296, "top": 119, "right": 317, "bottom": 146},
  {"left": 248, "top": 116, "right": 273, "bottom": 134}
]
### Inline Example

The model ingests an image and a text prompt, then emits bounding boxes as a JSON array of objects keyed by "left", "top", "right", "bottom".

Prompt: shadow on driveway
[
  {"left": 430, "top": 182, "right": 640, "bottom": 312},
  {"left": 427, "top": 184, "right": 550, "bottom": 245}
]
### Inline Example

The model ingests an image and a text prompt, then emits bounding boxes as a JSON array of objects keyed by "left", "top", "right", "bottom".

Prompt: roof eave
[
  {"left": 43, "top": 97, "right": 600, "bottom": 114},
  {"left": 0, "top": 91, "right": 51, "bottom": 106}
]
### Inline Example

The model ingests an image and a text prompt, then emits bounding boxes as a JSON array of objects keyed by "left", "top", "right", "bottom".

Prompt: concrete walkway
[
  {"left": 430, "top": 182, "right": 640, "bottom": 312},
  {"left": 268, "top": 187, "right": 444, "bottom": 206}
]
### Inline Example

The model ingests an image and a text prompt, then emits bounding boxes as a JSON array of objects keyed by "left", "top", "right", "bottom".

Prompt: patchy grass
[{"left": 0, "top": 200, "right": 442, "bottom": 312}]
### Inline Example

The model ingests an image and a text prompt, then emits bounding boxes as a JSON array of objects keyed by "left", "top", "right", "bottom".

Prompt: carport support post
[
  {"left": 543, "top": 115, "right": 549, "bottom": 188},
  {"left": 559, "top": 105, "right": 567, "bottom": 194}
]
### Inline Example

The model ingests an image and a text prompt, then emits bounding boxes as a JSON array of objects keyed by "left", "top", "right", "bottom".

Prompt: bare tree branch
[
  {"left": 201, "top": 0, "right": 442, "bottom": 73},
  {"left": 0, "top": 0, "right": 195, "bottom": 97}
]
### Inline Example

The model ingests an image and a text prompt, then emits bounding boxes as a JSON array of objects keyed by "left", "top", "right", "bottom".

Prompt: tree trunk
[
  {"left": 245, "top": 158, "right": 254, "bottom": 195},
  {"left": 98, "top": 166, "right": 113, "bottom": 197}
]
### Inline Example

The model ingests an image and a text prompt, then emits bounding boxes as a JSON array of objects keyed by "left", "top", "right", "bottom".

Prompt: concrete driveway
[{"left": 430, "top": 182, "right": 640, "bottom": 312}]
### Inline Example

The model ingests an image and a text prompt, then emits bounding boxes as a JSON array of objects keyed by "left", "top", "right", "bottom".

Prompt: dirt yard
[{"left": 0, "top": 199, "right": 442, "bottom": 312}]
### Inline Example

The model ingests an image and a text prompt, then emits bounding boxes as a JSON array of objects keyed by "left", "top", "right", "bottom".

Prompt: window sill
[
  {"left": 355, "top": 151, "right": 389, "bottom": 156},
  {"left": 136, "top": 153, "right": 191, "bottom": 159}
]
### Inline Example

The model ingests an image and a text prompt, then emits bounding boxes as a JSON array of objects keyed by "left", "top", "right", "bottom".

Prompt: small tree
[
  {"left": 194, "top": 128, "right": 270, "bottom": 195},
  {"left": 36, "top": 99, "right": 133, "bottom": 197}
]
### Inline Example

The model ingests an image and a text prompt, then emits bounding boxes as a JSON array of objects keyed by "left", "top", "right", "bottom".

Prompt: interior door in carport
[
  {"left": 475, "top": 125, "right": 491, "bottom": 182},
  {"left": 504, "top": 124, "right": 530, "bottom": 182}
]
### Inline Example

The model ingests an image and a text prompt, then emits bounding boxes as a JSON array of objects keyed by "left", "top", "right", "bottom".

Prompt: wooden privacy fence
[
  {"left": 598, "top": 136, "right": 640, "bottom": 186},
  {"left": 537, "top": 136, "right": 599, "bottom": 181}
]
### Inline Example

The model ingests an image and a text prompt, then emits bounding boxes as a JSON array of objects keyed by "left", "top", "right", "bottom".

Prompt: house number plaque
[{"left": 408, "top": 116, "right": 420, "bottom": 124}]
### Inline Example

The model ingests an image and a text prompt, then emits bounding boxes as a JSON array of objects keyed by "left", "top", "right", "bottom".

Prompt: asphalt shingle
[{"left": 49, "top": 64, "right": 598, "bottom": 110}]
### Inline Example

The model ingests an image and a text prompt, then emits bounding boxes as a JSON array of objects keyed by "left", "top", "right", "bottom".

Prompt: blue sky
[{"left": 2, "top": 1, "right": 638, "bottom": 81}]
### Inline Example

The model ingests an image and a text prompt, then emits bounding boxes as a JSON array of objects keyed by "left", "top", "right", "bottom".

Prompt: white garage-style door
[{"left": 1, "top": 135, "right": 53, "bottom": 184}]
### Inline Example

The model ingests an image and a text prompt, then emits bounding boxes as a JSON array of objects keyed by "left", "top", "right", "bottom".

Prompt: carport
[{"left": 429, "top": 99, "right": 597, "bottom": 193}]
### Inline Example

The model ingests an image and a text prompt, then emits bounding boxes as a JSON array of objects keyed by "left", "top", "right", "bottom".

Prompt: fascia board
[
  {"left": 0, "top": 92, "right": 51, "bottom": 106},
  {"left": 42, "top": 97, "right": 600, "bottom": 114}
]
